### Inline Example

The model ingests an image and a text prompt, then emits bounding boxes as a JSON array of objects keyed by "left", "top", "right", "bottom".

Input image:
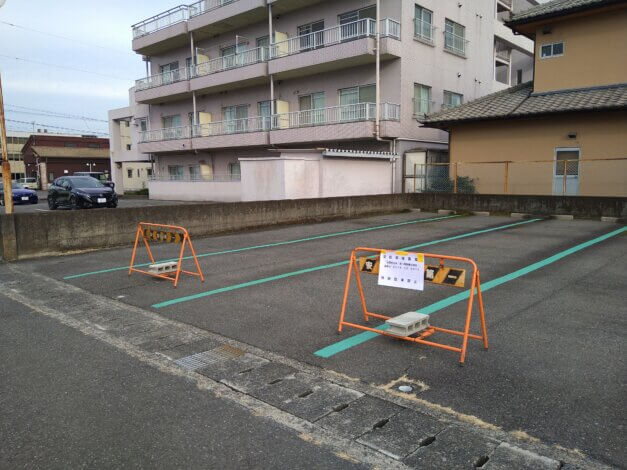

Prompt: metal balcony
[
  {"left": 443, "top": 31, "right": 469, "bottom": 57},
  {"left": 414, "top": 19, "right": 436, "bottom": 45}
]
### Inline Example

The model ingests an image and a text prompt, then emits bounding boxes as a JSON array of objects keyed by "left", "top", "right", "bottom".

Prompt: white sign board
[{"left": 378, "top": 251, "right": 425, "bottom": 291}]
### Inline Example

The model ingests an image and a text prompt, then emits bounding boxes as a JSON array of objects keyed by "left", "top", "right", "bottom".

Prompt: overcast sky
[{"left": 0, "top": 0, "right": 175, "bottom": 136}]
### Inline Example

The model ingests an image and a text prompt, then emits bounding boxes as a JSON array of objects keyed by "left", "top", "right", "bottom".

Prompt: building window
[
  {"left": 137, "top": 118, "right": 148, "bottom": 132},
  {"left": 414, "top": 84, "right": 432, "bottom": 115},
  {"left": 258, "top": 100, "right": 272, "bottom": 130},
  {"left": 64, "top": 142, "right": 78, "bottom": 148},
  {"left": 87, "top": 143, "right": 100, "bottom": 149},
  {"left": 555, "top": 148, "right": 579, "bottom": 176},
  {"left": 414, "top": 5, "right": 434, "bottom": 43},
  {"left": 443, "top": 91, "right": 463, "bottom": 109},
  {"left": 147, "top": 168, "right": 153, "bottom": 177},
  {"left": 444, "top": 19, "right": 466, "bottom": 56},
  {"left": 126, "top": 144, "right": 132, "bottom": 150},
  {"left": 223, "top": 105, "right": 249, "bottom": 133},
  {"left": 127, "top": 169, "right": 133, "bottom": 178},
  {"left": 162, "top": 115, "right": 181, "bottom": 129},
  {"left": 339, "top": 85, "right": 375, "bottom": 121},
  {"left": 297, "top": 20, "right": 325, "bottom": 50},
  {"left": 540, "top": 42, "right": 564, "bottom": 59},
  {"left": 229, "top": 162, "right": 241, "bottom": 179},
  {"left": 339, "top": 6, "right": 376, "bottom": 25},
  {"left": 168, "top": 165, "right": 184, "bottom": 181},
  {"left": 299, "top": 92, "right": 326, "bottom": 125},
  {"left": 189, "top": 165, "right": 201, "bottom": 180}
]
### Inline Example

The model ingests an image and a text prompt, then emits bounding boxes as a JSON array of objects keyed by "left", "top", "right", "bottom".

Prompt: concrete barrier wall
[
  {"left": 412, "top": 193, "right": 627, "bottom": 218},
  {"left": 0, "top": 194, "right": 414, "bottom": 260},
  {"left": 1, "top": 193, "right": 625, "bottom": 261}
]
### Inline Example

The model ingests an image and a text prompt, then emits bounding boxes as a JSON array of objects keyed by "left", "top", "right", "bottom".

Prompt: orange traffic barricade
[
  {"left": 128, "top": 222, "right": 204, "bottom": 287},
  {"left": 337, "top": 247, "right": 488, "bottom": 364}
]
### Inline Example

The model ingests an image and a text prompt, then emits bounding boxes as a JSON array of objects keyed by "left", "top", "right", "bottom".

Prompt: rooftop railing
[
  {"left": 443, "top": 31, "right": 469, "bottom": 56},
  {"left": 414, "top": 18, "right": 436, "bottom": 45},
  {"left": 136, "top": 67, "right": 190, "bottom": 91},
  {"left": 269, "top": 18, "right": 400, "bottom": 59},
  {"left": 189, "top": 0, "right": 240, "bottom": 18},
  {"left": 192, "top": 46, "right": 268, "bottom": 78},
  {"left": 132, "top": 5, "right": 189, "bottom": 39}
]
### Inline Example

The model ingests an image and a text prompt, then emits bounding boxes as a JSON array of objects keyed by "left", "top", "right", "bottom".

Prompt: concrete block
[
  {"left": 386, "top": 312, "right": 429, "bottom": 337},
  {"left": 253, "top": 372, "right": 363, "bottom": 422},
  {"left": 316, "top": 395, "right": 403, "bottom": 438},
  {"left": 148, "top": 261, "right": 178, "bottom": 274},
  {"left": 482, "top": 443, "right": 561, "bottom": 470},
  {"left": 510, "top": 213, "right": 530, "bottom": 219},
  {"left": 552, "top": 214, "right": 574, "bottom": 220},
  {"left": 601, "top": 216, "right": 618, "bottom": 223},
  {"left": 404, "top": 426, "right": 499, "bottom": 469},
  {"left": 357, "top": 409, "right": 446, "bottom": 460},
  {"left": 0, "top": 214, "right": 18, "bottom": 261},
  {"left": 438, "top": 209, "right": 455, "bottom": 215},
  {"left": 220, "top": 362, "right": 297, "bottom": 394},
  {"left": 472, "top": 211, "right": 490, "bottom": 216}
]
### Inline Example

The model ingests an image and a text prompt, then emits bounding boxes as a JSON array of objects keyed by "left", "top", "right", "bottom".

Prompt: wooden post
[
  {"left": 453, "top": 162, "right": 458, "bottom": 194},
  {"left": 0, "top": 73, "right": 14, "bottom": 214},
  {"left": 563, "top": 160, "right": 567, "bottom": 195},
  {"left": 504, "top": 161, "right": 509, "bottom": 194}
]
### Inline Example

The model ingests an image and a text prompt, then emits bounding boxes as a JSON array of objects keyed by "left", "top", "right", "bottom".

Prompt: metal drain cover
[
  {"left": 174, "top": 350, "right": 225, "bottom": 371},
  {"left": 213, "top": 344, "right": 245, "bottom": 359}
]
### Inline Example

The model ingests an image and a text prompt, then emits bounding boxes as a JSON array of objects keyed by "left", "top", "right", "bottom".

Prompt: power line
[
  {"left": 0, "top": 54, "right": 133, "bottom": 81},
  {"left": 6, "top": 119, "right": 109, "bottom": 136},
  {"left": 0, "top": 21, "right": 129, "bottom": 55},
  {"left": 6, "top": 105, "right": 108, "bottom": 123}
]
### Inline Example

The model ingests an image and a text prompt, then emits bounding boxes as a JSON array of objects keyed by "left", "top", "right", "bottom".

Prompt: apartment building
[
  {"left": 0, "top": 131, "right": 29, "bottom": 181},
  {"left": 422, "top": 0, "right": 627, "bottom": 197},
  {"left": 130, "top": 0, "right": 535, "bottom": 201},
  {"left": 109, "top": 88, "right": 153, "bottom": 194}
]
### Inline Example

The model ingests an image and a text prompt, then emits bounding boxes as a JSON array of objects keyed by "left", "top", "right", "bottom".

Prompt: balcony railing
[
  {"left": 140, "top": 126, "right": 192, "bottom": 143},
  {"left": 443, "top": 31, "right": 469, "bottom": 56},
  {"left": 189, "top": 0, "right": 239, "bottom": 18},
  {"left": 132, "top": 5, "right": 189, "bottom": 39},
  {"left": 192, "top": 47, "right": 268, "bottom": 78},
  {"left": 269, "top": 18, "right": 400, "bottom": 59},
  {"left": 136, "top": 67, "right": 190, "bottom": 91},
  {"left": 193, "top": 116, "right": 271, "bottom": 136},
  {"left": 272, "top": 102, "right": 400, "bottom": 129}
]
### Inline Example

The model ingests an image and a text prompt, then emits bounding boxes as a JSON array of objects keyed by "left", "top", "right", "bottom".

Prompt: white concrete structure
[{"left": 108, "top": 88, "right": 152, "bottom": 194}]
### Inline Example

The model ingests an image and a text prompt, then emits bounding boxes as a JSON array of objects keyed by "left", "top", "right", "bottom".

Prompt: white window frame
[{"left": 540, "top": 41, "right": 564, "bottom": 59}]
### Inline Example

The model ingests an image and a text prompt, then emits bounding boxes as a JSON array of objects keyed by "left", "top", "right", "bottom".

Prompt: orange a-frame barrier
[
  {"left": 128, "top": 222, "right": 204, "bottom": 288},
  {"left": 337, "top": 247, "right": 488, "bottom": 364}
]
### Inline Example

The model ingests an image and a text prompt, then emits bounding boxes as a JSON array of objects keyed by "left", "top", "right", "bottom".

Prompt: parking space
[{"left": 17, "top": 211, "right": 627, "bottom": 467}]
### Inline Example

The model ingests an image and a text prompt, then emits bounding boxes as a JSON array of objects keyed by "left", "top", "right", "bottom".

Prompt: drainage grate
[{"left": 174, "top": 350, "right": 225, "bottom": 371}]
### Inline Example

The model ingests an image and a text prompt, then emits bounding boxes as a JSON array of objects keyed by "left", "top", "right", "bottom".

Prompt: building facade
[
  {"left": 22, "top": 135, "right": 111, "bottom": 190},
  {"left": 422, "top": 0, "right": 627, "bottom": 197},
  {"left": 0, "top": 131, "right": 30, "bottom": 181},
  {"left": 131, "top": 0, "right": 535, "bottom": 201},
  {"left": 108, "top": 88, "right": 153, "bottom": 194}
]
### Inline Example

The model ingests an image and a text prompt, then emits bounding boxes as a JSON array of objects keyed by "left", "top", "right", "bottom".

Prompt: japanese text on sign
[{"left": 378, "top": 250, "right": 425, "bottom": 291}]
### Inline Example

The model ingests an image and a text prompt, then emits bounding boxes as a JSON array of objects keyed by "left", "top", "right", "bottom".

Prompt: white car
[{"left": 18, "top": 177, "right": 38, "bottom": 190}]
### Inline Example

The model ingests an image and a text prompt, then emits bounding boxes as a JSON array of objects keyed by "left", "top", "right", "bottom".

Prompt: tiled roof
[
  {"left": 421, "top": 82, "right": 627, "bottom": 128},
  {"left": 508, "top": 0, "right": 626, "bottom": 26}
]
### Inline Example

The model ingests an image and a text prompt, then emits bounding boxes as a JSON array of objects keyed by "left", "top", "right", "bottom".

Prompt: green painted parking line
[
  {"left": 152, "top": 218, "right": 541, "bottom": 309},
  {"left": 63, "top": 214, "right": 459, "bottom": 280},
  {"left": 314, "top": 226, "right": 627, "bottom": 358}
]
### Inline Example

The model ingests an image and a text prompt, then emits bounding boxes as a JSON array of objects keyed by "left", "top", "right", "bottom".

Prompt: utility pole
[{"left": 0, "top": 73, "right": 14, "bottom": 213}]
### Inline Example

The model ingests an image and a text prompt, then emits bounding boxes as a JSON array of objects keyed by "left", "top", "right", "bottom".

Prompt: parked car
[
  {"left": 0, "top": 181, "right": 38, "bottom": 205},
  {"left": 18, "top": 177, "right": 38, "bottom": 190},
  {"left": 47, "top": 176, "right": 118, "bottom": 210},
  {"left": 73, "top": 172, "right": 115, "bottom": 190}
]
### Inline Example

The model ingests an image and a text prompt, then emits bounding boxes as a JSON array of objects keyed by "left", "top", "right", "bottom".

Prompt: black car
[
  {"left": 48, "top": 176, "right": 118, "bottom": 210},
  {"left": 0, "top": 181, "right": 39, "bottom": 205},
  {"left": 73, "top": 172, "right": 115, "bottom": 189}
]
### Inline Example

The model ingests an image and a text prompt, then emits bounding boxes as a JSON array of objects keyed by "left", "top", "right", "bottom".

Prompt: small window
[
  {"left": 414, "top": 5, "right": 434, "bottom": 43},
  {"left": 444, "top": 19, "right": 466, "bottom": 56},
  {"left": 414, "top": 84, "right": 432, "bottom": 115},
  {"left": 443, "top": 91, "right": 463, "bottom": 109},
  {"left": 168, "top": 165, "right": 184, "bottom": 181},
  {"left": 126, "top": 144, "right": 132, "bottom": 151},
  {"left": 127, "top": 169, "right": 133, "bottom": 178},
  {"left": 540, "top": 42, "right": 564, "bottom": 58},
  {"left": 147, "top": 168, "right": 153, "bottom": 177},
  {"left": 88, "top": 143, "right": 100, "bottom": 149},
  {"left": 189, "top": 165, "right": 201, "bottom": 180},
  {"left": 229, "top": 162, "right": 241, "bottom": 178},
  {"left": 64, "top": 142, "right": 78, "bottom": 148}
]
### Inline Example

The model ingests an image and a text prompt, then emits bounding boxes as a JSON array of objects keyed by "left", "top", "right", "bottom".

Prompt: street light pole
[{"left": 0, "top": 73, "right": 14, "bottom": 214}]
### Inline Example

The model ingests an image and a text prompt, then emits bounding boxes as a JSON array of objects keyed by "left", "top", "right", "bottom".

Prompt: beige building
[
  {"left": 0, "top": 131, "right": 29, "bottom": 181},
  {"left": 422, "top": 0, "right": 627, "bottom": 197},
  {"left": 128, "top": 0, "right": 536, "bottom": 201}
]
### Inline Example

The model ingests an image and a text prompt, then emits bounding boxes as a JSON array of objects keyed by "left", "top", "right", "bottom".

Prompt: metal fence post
[
  {"left": 563, "top": 160, "right": 567, "bottom": 195},
  {"left": 504, "top": 161, "right": 509, "bottom": 194}
]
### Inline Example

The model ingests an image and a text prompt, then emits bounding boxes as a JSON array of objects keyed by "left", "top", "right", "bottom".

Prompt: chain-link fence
[{"left": 406, "top": 158, "right": 627, "bottom": 197}]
